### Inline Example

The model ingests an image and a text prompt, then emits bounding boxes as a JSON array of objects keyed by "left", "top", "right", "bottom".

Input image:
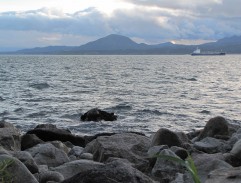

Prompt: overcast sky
[{"left": 0, "top": 0, "right": 240, "bottom": 51}]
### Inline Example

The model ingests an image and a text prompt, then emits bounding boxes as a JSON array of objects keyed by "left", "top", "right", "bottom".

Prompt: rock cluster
[{"left": 1, "top": 116, "right": 241, "bottom": 182}]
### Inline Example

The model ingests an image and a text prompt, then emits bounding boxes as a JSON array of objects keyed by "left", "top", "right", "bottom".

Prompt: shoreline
[{"left": 1, "top": 116, "right": 241, "bottom": 182}]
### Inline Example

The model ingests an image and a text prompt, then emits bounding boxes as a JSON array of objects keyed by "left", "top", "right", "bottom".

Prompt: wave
[
  {"left": 106, "top": 103, "right": 132, "bottom": 111},
  {"left": 137, "top": 109, "right": 172, "bottom": 116},
  {"left": 29, "top": 82, "right": 50, "bottom": 90}
]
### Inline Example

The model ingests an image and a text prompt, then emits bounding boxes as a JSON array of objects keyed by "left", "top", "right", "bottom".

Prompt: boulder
[
  {"left": 83, "top": 133, "right": 151, "bottom": 171},
  {"left": 194, "top": 137, "right": 231, "bottom": 153},
  {"left": 50, "top": 159, "right": 104, "bottom": 179},
  {"left": 12, "top": 151, "right": 39, "bottom": 174},
  {"left": 26, "top": 142, "right": 70, "bottom": 167},
  {"left": 68, "top": 146, "right": 84, "bottom": 157},
  {"left": 0, "top": 154, "right": 38, "bottom": 183},
  {"left": 151, "top": 128, "right": 183, "bottom": 148},
  {"left": 205, "top": 167, "right": 241, "bottom": 183},
  {"left": 81, "top": 108, "right": 117, "bottom": 121},
  {"left": 198, "top": 116, "right": 229, "bottom": 141},
  {"left": 230, "top": 139, "right": 241, "bottom": 159},
  {"left": 50, "top": 141, "right": 70, "bottom": 154},
  {"left": 0, "top": 121, "right": 21, "bottom": 151},
  {"left": 26, "top": 124, "right": 85, "bottom": 147},
  {"left": 21, "top": 134, "right": 44, "bottom": 150},
  {"left": 151, "top": 149, "right": 185, "bottom": 182},
  {"left": 229, "top": 128, "right": 241, "bottom": 147},
  {"left": 35, "top": 170, "right": 64, "bottom": 183},
  {"left": 61, "top": 159, "right": 156, "bottom": 183},
  {"left": 192, "top": 152, "right": 232, "bottom": 183}
]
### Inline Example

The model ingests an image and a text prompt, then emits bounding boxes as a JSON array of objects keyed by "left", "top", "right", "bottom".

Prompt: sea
[{"left": 0, "top": 55, "right": 241, "bottom": 136}]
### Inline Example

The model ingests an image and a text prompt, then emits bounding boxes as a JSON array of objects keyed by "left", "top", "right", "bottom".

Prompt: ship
[{"left": 191, "top": 48, "right": 226, "bottom": 56}]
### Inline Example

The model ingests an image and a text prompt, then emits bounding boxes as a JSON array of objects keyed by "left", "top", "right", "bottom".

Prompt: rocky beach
[{"left": 1, "top": 116, "right": 241, "bottom": 183}]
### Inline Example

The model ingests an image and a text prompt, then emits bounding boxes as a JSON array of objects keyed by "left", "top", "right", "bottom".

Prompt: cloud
[{"left": 0, "top": 0, "right": 241, "bottom": 49}]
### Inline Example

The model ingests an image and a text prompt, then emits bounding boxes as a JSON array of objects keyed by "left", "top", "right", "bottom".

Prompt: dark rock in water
[
  {"left": 0, "top": 96, "right": 4, "bottom": 101},
  {"left": 197, "top": 116, "right": 229, "bottom": 141},
  {"left": 151, "top": 128, "right": 183, "bottom": 148},
  {"left": 21, "top": 134, "right": 44, "bottom": 150},
  {"left": 29, "top": 82, "right": 50, "bottom": 90},
  {"left": 61, "top": 160, "right": 156, "bottom": 183},
  {"left": 81, "top": 108, "right": 117, "bottom": 121},
  {"left": 26, "top": 124, "right": 85, "bottom": 147}
]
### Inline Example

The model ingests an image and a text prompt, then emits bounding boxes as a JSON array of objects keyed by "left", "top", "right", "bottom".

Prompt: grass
[
  {"left": 0, "top": 159, "right": 14, "bottom": 183},
  {"left": 156, "top": 153, "right": 201, "bottom": 183}
]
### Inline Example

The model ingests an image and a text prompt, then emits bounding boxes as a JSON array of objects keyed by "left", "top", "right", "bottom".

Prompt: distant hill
[{"left": 13, "top": 34, "right": 241, "bottom": 55}]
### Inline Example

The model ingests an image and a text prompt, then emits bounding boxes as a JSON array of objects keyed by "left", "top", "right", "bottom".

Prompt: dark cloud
[{"left": 0, "top": 1, "right": 241, "bottom": 48}]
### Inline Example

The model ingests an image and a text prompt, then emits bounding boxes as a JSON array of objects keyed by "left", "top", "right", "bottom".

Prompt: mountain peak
[{"left": 79, "top": 34, "right": 141, "bottom": 51}]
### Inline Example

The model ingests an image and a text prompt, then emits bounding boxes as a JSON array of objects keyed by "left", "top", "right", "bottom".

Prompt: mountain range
[{"left": 6, "top": 34, "right": 241, "bottom": 54}]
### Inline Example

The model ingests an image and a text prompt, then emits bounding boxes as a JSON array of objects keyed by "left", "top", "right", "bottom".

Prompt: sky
[{"left": 0, "top": 0, "right": 241, "bottom": 51}]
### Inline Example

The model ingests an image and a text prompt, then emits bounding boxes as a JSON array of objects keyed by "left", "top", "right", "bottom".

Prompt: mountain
[
  {"left": 12, "top": 34, "right": 241, "bottom": 55},
  {"left": 77, "top": 34, "right": 148, "bottom": 51}
]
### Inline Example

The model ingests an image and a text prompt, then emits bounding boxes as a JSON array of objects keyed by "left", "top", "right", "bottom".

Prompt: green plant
[
  {"left": 0, "top": 159, "right": 14, "bottom": 183},
  {"left": 156, "top": 153, "right": 201, "bottom": 183}
]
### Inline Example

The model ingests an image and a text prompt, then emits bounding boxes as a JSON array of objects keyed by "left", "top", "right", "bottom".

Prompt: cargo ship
[{"left": 191, "top": 48, "right": 226, "bottom": 56}]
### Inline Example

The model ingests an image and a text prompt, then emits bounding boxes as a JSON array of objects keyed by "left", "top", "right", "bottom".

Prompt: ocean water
[{"left": 0, "top": 55, "right": 241, "bottom": 136}]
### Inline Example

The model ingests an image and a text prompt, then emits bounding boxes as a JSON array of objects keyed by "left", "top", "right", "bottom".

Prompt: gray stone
[
  {"left": 0, "top": 154, "right": 38, "bottom": 183},
  {"left": 151, "top": 149, "right": 184, "bottom": 182},
  {"left": 26, "top": 142, "right": 70, "bottom": 167},
  {"left": 194, "top": 137, "right": 230, "bottom": 153},
  {"left": 192, "top": 152, "right": 232, "bottom": 183},
  {"left": 50, "top": 141, "right": 70, "bottom": 154},
  {"left": 68, "top": 146, "right": 84, "bottom": 157},
  {"left": 50, "top": 159, "right": 104, "bottom": 179},
  {"left": 61, "top": 159, "right": 156, "bottom": 183},
  {"left": 151, "top": 128, "right": 183, "bottom": 147},
  {"left": 230, "top": 139, "right": 241, "bottom": 158},
  {"left": 35, "top": 170, "right": 64, "bottom": 183},
  {"left": 21, "top": 134, "right": 44, "bottom": 150},
  {"left": 0, "top": 121, "right": 21, "bottom": 151},
  {"left": 13, "top": 151, "right": 39, "bottom": 174},
  {"left": 198, "top": 116, "right": 229, "bottom": 141},
  {"left": 84, "top": 133, "right": 151, "bottom": 171},
  {"left": 205, "top": 167, "right": 241, "bottom": 183},
  {"left": 79, "top": 153, "right": 93, "bottom": 160}
]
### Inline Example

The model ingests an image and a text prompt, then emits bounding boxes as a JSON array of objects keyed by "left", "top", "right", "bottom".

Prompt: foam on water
[{"left": 1, "top": 55, "right": 241, "bottom": 136}]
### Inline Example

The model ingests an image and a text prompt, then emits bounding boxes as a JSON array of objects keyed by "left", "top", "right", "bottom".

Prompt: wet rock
[
  {"left": 61, "top": 159, "right": 156, "bottom": 183},
  {"left": 26, "top": 142, "right": 70, "bottom": 167},
  {"left": 81, "top": 108, "right": 117, "bottom": 121},
  {"left": 151, "top": 128, "right": 183, "bottom": 147},
  {"left": 0, "top": 154, "right": 38, "bottom": 183},
  {"left": 13, "top": 151, "right": 39, "bottom": 174},
  {"left": 198, "top": 116, "right": 229, "bottom": 141},
  {"left": 0, "top": 121, "right": 21, "bottom": 151},
  {"left": 50, "top": 159, "right": 104, "bottom": 179},
  {"left": 79, "top": 153, "right": 93, "bottom": 160},
  {"left": 26, "top": 124, "right": 85, "bottom": 147},
  {"left": 21, "top": 134, "right": 44, "bottom": 150},
  {"left": 83, "top": 132, "right": 151, "bottom": 171},
  {"left": 205, "top": 167, "right": 241, "bottom": 183}
]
